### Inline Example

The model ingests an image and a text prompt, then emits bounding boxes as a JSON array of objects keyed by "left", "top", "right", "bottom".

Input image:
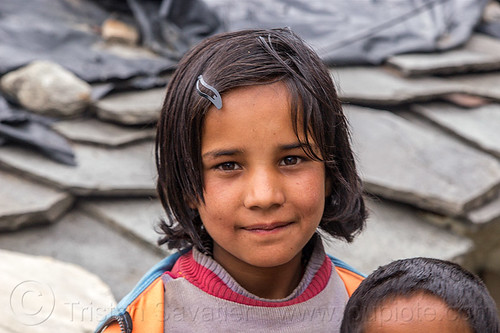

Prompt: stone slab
[
  {"left": 0, "top": 141, "right": 156, "bottom": 196},
  {"left": 412, "top": 103, "right": 500, "bottom": 158},
  {"left": 80, "top": 198, "right": 167, "bottom": 255},
  {"left": 387, "top": 34, "right": 500, "bottom": 76},
  {"left": 52, "top": 118, "right": 155, "bottom": 147},
  {"left": 345, "top": 105, "right": 500, "bottom": 216},
  {"left": 450, "top": 72, "right": 500, "bottom": 101},
  {"left": 324, "top": 198, "right": 473, "bottom": 275},
  {"left": 331, "top": 67, "right": 464, "bottom": 105},
  {"left": 0, "top": 249, "right": 115, "bottom": 333},
  {"left": 0, "top": 170, "right": 74, "bottom": 231},
  {"left": 467, "top": 195, "right": 500, "bottom": 225},
  {"left": 0, "top": 208, "right": 165, "bottom": 300},
  {"left": 441, "top": 93, "right": 490, "bottom": 108},
  {"left": 95, "top": 88, "right": 164, "bottom": 125}
]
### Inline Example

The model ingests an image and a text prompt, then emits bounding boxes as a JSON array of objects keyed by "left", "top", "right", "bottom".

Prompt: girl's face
[{"left": 196, "top": 81, "right": 326, "bottom": 275}]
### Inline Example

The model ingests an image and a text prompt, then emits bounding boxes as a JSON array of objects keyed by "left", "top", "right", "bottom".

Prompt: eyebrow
[
  {"left": 280, "top": 143, "right": 305, "bottom": 150},
  {"left": 202, "top": 142, "right": 310, "bottom": 159},
  {"left": 202, "top": 149, "right": 243, "bottom": 159}
]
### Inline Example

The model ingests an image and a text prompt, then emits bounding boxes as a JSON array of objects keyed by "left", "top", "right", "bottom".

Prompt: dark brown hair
[{"left": 156, "top": 28, "right": 367, "bottom": 252}]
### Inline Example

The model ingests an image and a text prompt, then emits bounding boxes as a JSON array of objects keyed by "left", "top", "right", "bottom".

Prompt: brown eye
[
  {"left": 281, "top": 156, "right": 300, "bottom": 166},
  {"left": 216, "top": 162, "right": 240, "bottom": 171}
]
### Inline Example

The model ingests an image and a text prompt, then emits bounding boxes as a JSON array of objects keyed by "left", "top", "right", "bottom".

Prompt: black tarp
[
  {"left": 0, "top": 0, "right": 175, "bottom": 82},
  {"left": 0, "top": 94, "right": 75, "bottom": 165},
  {"left": 0, "top": 0, "right": 490, "bottom": 79},
  {"left": 204, "top": 0, "right": 490, "bottom": 65}
]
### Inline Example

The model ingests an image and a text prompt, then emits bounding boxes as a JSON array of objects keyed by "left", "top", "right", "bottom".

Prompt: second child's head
[
  {"left": 341, "top": 257, "right": 500, "bottom": 333},
  {"left": 156, "top": 28, "right": 366, "bottom": 270}
]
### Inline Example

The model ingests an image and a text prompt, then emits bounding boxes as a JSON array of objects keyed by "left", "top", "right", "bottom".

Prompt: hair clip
[{"left": 196, "top": 75, "right": 222, "bottom": 109}]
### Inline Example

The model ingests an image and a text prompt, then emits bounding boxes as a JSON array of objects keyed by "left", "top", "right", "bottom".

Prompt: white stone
[
  {"left": 0, "top": 209, "right": 165, "bottom": 300},
  {"left": 0, "top": 170, "right": 73, "bottom": 231},
  {"left": 0, "top": 61, "right": 91, "bottom": 117},
  {"left": 0, "top": 249, "right": 115, "bottom": 333}
]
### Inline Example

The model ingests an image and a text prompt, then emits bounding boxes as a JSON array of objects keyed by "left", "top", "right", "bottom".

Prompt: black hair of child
[
  {"left": 340, "top": 257, "right": 500, "bottom": 333},
  {"left": 155, "top": 28, "right": 367, "bottom": 252}
]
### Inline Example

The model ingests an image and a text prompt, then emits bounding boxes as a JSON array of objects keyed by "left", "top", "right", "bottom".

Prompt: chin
[{"left": 244, "top": 253, "right": 300, "bottom": 269}]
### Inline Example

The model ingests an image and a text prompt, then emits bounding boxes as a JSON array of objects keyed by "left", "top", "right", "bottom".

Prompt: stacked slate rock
[{"left": 326, "top": 32, "right": 500, "bottom": 306}]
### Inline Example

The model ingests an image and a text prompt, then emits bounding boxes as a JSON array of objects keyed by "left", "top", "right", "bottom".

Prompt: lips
[{"left": 243, "top": 221, "right": 293, "bottom": 231}]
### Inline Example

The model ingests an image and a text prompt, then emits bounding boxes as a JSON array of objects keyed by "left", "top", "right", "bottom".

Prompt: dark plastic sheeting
[
  {"left": 0, "top": 0, "right": 176, "bottom": 82},
  {"left": 204, "top": 0, "right": 489, "bottom": 65},
  {"left": 0, "top": 0, "right": 490, "bottom": 80},
  {"left": 0, "top": 95, "right": 76, "bottom": 166}
]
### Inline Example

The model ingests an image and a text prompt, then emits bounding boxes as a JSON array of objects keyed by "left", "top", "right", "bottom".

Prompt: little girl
[{"left": 96, "top": 28, "right": 367, "bottom": 333}]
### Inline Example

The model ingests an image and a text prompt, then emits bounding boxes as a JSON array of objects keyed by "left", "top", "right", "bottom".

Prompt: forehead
[
  {"left": 364, "top": 293, "right": 472, "bottom": 333},
  {"left": 200, "top": 82, "right": 303, "bottom": 149}
]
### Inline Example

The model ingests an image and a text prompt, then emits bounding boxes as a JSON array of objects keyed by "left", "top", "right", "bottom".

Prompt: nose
[{"left": 243, "top": 167, "right": 286, "bottom": 210}]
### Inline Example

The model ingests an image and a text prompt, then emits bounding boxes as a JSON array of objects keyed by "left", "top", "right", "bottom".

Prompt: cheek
[
  {"left": 293, "top": 170, "right": 326, "bottom": 215},
  {"left": 198, "top": 178, "right": 235, "bottom": 220}
]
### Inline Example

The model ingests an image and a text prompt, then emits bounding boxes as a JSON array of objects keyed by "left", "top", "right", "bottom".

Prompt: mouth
[{"left": 242, "top": 221, "right": 293, "bottom": 233}]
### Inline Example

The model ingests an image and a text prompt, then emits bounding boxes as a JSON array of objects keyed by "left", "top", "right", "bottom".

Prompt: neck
[{"left": 213, "top": 247, "right": 304, "bottom": 299}]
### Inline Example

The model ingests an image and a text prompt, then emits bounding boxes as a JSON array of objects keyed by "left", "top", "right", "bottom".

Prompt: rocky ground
[{"left": 1, "top": 9, "right": 500, "bottom": 333}]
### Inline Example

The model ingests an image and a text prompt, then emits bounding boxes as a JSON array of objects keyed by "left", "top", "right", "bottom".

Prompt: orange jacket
[{"left": 95, "top": 252, "right": 364, "bottom": 333}]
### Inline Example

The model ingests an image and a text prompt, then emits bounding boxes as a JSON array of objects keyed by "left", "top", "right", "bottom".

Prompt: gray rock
[
  {"left": 101, "top": 18, "right": 139, "bottom": 45},
  {"left": 467, "top": 194, "right": 500, "bottom": 226},
  {"left": 80, "top": 198, "right": 167, "bottom": 254},
  {"left": 463, "top": 194, "right": 500, "bottom": 273},
  {"left": 332, "top": 67, "right": 464, "bottom": 105},
  {"left": 387, "top": 34, "right": 500, "bottom": 76},
  {"left": 95, "top": 88, "right": 165, "bottom": 125},
  {"left": 0, "top": 249, "right": 115, "bottom": 333},
  {"left": 412, "top": 103, "right": 500, "bottom": 158},
  {"left": 0, "top": 170, "right": 73, "bottom": 231},
  {"left": 52, "top": 118, "right": 155, "bottom": 147},
  {"left": 0, "top": 61, "right": 91, "bottom": 117},
  {"left": 0, "top": 208, "right": 164, "bottom": 300},
  {"left": 0, "top": 142, "right": 156, "bottom": 196},
  {"left": 345, "top": 105, "right": 500, "bottom": 216},
  {"left": 449, "top": 72, "right": 500, "bottom": 101},
  {"left": 324, "top": 199, "right": 473, "bottom": 275}
]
